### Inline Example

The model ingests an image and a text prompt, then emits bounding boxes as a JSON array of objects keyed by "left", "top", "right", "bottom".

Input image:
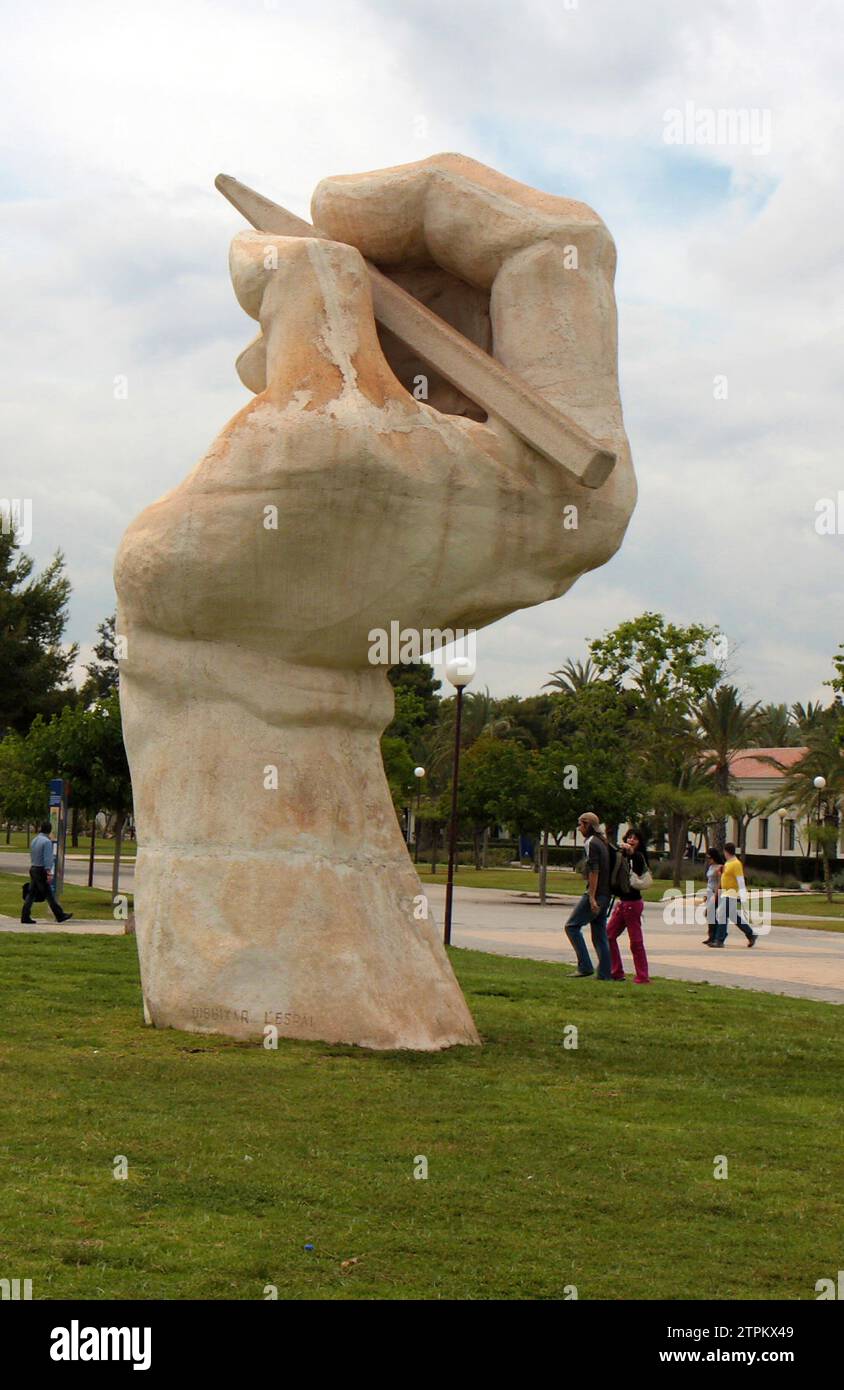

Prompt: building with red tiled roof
[
  {"left": 726, "top": 746, "right": 831, "bottom": 865},
  {"left": 728, "top": 747, "right": 808, "bottom": 781}
]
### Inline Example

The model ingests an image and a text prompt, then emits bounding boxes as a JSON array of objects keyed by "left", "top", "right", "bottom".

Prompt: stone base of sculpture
[{"left": 120, "top": 629, "right": 479, "bottom": 1050}]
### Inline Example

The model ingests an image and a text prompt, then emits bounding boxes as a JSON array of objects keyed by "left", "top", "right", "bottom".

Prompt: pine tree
[
  {"left": 0, "top": 530, "right": 77, "bottom": 734},
  {"left": 82, "top": 613, "right": 120, "bottom": 702}
]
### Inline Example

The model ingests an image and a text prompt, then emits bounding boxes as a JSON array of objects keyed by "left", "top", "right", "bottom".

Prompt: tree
[
  {"left": 525, "top": 745, "right": 582, "bottom": 902},
  {"left": 727, "top": 795, "right": 768, "bottom": 859},
  {"left": 544, "top": 657, "right": 598, "bottom": 693},
  {"left": 381, "top": 735, "right": 417, "bottom": 820},
  {"left": 387, "top": 661, "right": 441, "bottom": 723},
  {"left": 765, "top": 715, "right": 844, "bottom": 899},
  {"left": 694, "top": 685, "right": 761, "bottom": 848},
  {"left": 81, "top": 612, "right": 120, "bottom": 702},
  {"left": 0, "top": 729, "right": 46, "bottom": 827},
  {"left": 650, "top": 775, "right": 729, "bottom": 886},
  {"left": 459, "top": 737, "right": 531, "bottom": 870},
  {"left": 792, "top": 701, "right": 828, "bottom": 733},
  {"left": 495, "top": 692, "right": 560, "bottom": 749},
  {"left": 385, "top": 686, "right": 428, "bottom": 744},
  {"left": 588, "top": 612, "right": 720, "bottom": 713},
  {"left": 0, "top": 530, "right": 78, "bottom": 734},
  {"left": 428, "top": 687, "right": 519, "bottom": 780},
  {"left": 550, "top": 680, "right": 649, "bottom": 842},
  {"left": 752, "top": 703, "right": 799, "bottom": 747},
  {"left": 588, "top": 613, "right": 721, "bottom": 874}
]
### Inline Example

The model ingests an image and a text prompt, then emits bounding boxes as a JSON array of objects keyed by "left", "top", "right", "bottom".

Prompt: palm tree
[
  {"left": 791, "top": 701, "right": 830, "bottom": 734},
  {"left": 544, "top": 658, "right": 598, "bottom": 694},
  {"left": 694, "top": 685, "right": 761, "bottom": 847},
  {"left": 767, "top": 717, "right": 844, "bottom": 898},
  {"left": 428, "top": 687, "right": 520, "bottom": 779},
  {"left": 752, "top": 702, "right": 799, "bottom": 747}
]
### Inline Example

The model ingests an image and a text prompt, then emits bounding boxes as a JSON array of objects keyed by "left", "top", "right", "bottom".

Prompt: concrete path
[
  {"left": 3, "top": 867, "right": 842, "bottom": 1005},
  {"left": 425, "top": 885, "right": 844, "bottom": 1006},
  {"left": 0, "top": 915, "right": 124, "bottom": 935}
]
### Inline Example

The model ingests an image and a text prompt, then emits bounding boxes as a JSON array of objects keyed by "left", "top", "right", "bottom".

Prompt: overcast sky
[{"left": 2, "top": 0, "right": 842, "bottom": 706}]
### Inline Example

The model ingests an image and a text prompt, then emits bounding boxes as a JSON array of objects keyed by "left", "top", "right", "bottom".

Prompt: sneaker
[
  {"left": 747, "top": 934, "right": 757, "bottom": 947},
  {"left": 706, "top": 941, "right": 724, "bottom": 948},
  {"left": 21, "top": 917, "right": 37, "bottom": 925},
  {"left": 569, "top": 970, "right": 594, "bottom": 978},
  {"left": 57, "top": 913, "right": 74, "bottom": 923}
]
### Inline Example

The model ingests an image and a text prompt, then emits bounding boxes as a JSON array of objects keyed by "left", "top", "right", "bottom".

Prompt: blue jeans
[
  {"left": 713, "top": 896, "right": 754, "bottom": 945},
  {"left": 565, "top": 892, "right": 612, "bottom": 978}
]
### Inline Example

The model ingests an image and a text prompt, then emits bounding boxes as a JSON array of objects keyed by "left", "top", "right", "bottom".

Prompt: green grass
[
  {"left": 0, "top": 933, "right": 841, "bottom": 1300},
  {"left": 768, "top": 894, "right": 844, "bottom": 918},
  {"left": 0, "top": 831, "right": 137, "bottom": 858},
  {"left": 418, "top": 866, "right": 583, "bottom": 893},
  {"left": 0, "top": 870, "right": 132, "bottom": 922}
]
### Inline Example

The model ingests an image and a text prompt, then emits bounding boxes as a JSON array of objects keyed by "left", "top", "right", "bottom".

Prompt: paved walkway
[
  {"left": 0, "top": 915, "right": 124, "bottom": 935},
  {"left": 426, "top": 885, "right": 844, "bottom": 1006},
  {"left": 3, "top": 874, "right": 842, "bottom": 1005}
]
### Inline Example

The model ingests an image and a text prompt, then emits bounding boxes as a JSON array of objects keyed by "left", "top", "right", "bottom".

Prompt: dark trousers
[
  {"left": 565, "top": 892, "right": 612, "bottom": 978},
  {"left": 21, "top": 866, "right": 65, "bottom": 923}
]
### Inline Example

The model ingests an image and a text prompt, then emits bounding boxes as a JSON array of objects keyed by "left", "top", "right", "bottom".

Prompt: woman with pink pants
[{"left": 607, "top": 829, "right": 651, "bottom": 984}]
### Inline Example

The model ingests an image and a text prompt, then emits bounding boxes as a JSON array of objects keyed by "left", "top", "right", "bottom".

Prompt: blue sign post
[{"left": 48, "top": 778, "right": 71, "bottom": 898}]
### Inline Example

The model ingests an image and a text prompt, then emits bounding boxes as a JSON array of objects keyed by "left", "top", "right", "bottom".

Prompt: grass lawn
[
  {"left": 418, "top": 866, "right": 583, "bottom": 893},
  {"left": 0, "top": 933, "right": 841, "bottom": 1300},
  {"left": 769, "top": 894, "right": 844, "bottom": 918},
  {"left": 0, "top": 870, "right": 132, "bottom": 922},
  {"left": 0, "top": 831, "right": 137, "bottom": 858}
]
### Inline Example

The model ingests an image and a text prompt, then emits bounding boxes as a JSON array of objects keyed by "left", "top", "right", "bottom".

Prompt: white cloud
[{"left": 1, "top": 0, "right": 842, "bottom": 706}]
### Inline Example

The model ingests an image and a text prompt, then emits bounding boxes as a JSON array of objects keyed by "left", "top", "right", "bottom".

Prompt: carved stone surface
[{"left": 114, "top": 154, "right": 636, "bottom": 1050}]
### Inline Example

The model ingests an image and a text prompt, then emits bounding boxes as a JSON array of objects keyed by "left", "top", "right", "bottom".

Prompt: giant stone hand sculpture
[{"left": 114, "top": 154, "right": 636, "bottom": 1050}]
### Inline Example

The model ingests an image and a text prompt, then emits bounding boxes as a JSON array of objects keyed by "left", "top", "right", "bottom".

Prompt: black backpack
[{"left": 608, "top": 843, "right": 631, "bottom": 895}]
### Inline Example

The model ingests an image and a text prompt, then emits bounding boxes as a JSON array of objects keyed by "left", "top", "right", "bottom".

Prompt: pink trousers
[{"left": 607, "top": 899, "right": 650, "bottom": 983}]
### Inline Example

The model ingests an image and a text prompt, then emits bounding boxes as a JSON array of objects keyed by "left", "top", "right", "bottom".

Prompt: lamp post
[
  {"left": 413, "top": 766, "right": 425, "bottom": 864},
  {"left": 777, "top": 807, "right": 788, "bottom": 884},
  {"left": 813, "top": 775, "right": 826, "bottom": 880},
  {"left": 443, "top": 657, "right": 475, "bottom": 946},
  {"left": 404, "top": 785, "right": 413, "bottom": 847}
]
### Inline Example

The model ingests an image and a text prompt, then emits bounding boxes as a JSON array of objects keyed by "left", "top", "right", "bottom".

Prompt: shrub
[{"left": 748, "top": 869, "right": 803, "bottom": 890}]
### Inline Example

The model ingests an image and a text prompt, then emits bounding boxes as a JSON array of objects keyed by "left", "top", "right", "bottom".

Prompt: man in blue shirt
[{"left": 20, "top": 820, "right": 74, "bottom": 925}]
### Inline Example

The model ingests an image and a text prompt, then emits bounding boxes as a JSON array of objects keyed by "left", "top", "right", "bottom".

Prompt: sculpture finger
[
  {"left": 312, "top": 153, "right": 633, "bottom": 517},
  {"left": 229, "top": 230, "right": 411, "bottom": 412}
]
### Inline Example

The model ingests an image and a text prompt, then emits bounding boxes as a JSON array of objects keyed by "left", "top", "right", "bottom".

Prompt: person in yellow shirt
[{"left": 710, "top": 842, "right": 757, "bottom": 947}]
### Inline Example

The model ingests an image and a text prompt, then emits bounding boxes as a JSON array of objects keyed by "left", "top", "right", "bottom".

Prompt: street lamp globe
[
  {"left": 777, "top": 807, "right": 788, "bottom": 820},
  {"left": 813, "top": 775, "right": 827, "bottom": 791},
  {"left": 414, "top": 766, "right": 425, "bottom": 779},
  {"left": 445, "top": 656, "right": 475, "bottom": 689}
]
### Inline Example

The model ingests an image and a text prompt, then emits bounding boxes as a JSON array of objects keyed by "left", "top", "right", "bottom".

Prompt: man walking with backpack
[{"left": 564, "top": 811, "right": 613, "bottom": 979}]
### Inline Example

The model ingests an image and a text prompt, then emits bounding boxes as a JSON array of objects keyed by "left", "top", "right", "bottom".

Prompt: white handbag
[{"left": 629, "top": 861, "right": 653, "bottom": 891}]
